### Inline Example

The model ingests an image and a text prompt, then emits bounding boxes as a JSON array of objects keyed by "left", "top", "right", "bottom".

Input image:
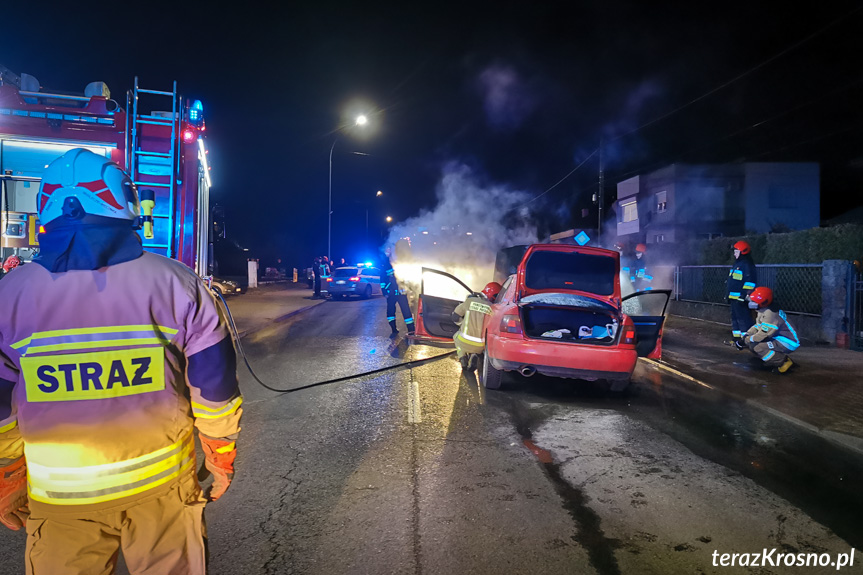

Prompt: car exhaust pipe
[{"left": 519, "top": 365, "right": 536, "bottom": 377}]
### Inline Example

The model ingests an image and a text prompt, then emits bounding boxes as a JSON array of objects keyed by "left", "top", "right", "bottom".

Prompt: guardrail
[{"left": 674, "top": 264, "right": 823, "bottom": 316}]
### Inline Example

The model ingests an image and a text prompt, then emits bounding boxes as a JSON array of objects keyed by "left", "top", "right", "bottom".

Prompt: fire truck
[{"left": 0, "top": 65, "right": 212, "bottom": 277}]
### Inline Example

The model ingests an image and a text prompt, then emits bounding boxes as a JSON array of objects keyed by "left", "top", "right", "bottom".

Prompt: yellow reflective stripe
[
  {"left": 25, "top": 337, "right": 169, "bottom": 355},
  {"left": 191, "top": 396, "right": 243, "bottom": 419},
  {"left": 27, "top": 433, "right": 194, "bottom": 505},
  {"left": 457, "top": 331, "right": 484, "bottom": 344},
  {"left": 216, "top": 442, "right": 236, "bottom": 454},
  {"left": 0, "top": 420, "right": 17, "bottom": 434},
  {"left": 12, "top": 325, "right": 178, "bottom": 350}
]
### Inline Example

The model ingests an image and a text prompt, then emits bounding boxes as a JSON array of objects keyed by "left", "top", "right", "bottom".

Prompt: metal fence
[
  {"left": 853, "top": 271, "right": 863, "bottom": 351},
  {"left": 674, "top": 264, "right": 823, "bottom": 316}
]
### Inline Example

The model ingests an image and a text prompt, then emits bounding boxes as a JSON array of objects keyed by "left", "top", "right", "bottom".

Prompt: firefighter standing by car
[
  {"left": 382, "top": 254, "right": 415, "bottom": 337},
  {"left": 0, "top": 149, "right": 242, "bottom": 574},
  {"left": 733, "top": 286, "right": 799, "bottom": 373},
  {"left": 726, "top": 240, "right": 757, "bottom": 346},
  {"left": 452, "top": 282, "right": 501, "bottom": 371},
  {"left": 632, "top": 243, "right": 653, "bottom": 291}
]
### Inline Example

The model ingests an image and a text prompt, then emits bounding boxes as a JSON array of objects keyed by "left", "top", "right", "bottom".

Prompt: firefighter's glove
[
  {"left": 200, "top": 435, "right": 237, "bottom": 502},
  {"left": 0, "top": 458, "right": 29, "bottom": 530}
]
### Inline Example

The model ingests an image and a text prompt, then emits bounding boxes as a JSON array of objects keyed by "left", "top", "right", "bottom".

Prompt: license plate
[{"left": 336, "top": 280, "right": 346, "bottom": 285}]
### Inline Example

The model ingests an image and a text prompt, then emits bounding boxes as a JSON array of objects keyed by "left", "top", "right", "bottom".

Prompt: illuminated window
[
  {"left": 656, "top": 190, "right": 667, "bottom": 213},
  {"left": 621, "top": 201, "right": 638, "bottom": 223}
]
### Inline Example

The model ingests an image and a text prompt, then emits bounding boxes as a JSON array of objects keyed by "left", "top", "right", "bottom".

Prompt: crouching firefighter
[
  {"left": 734, "top": 286, "right": 800, "bottom": 373},
  {"left": 0, "top": 149, "right": 242, "bottom": 575},
  {"left": 382, "top": 256, "right": 414, "bottom": 337},
  {"left": 452, "top": 282, "right": 501, "bottom": 371}
]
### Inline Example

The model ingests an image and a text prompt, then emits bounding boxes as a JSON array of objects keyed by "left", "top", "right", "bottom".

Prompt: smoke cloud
[
  {"left": 385, "top": 162, "right": 538, "bottom": 298},
  {"left": 476, "top": 63, "right": 537, "bottom": 131}
]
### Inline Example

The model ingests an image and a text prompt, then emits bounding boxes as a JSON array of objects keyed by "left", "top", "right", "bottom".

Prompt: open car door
[
  {"left": 413, "top": 267, "right": 474, "bottom": 344},
  {"left": 621, "top": 289, "right": 672, "bottom": 359}
]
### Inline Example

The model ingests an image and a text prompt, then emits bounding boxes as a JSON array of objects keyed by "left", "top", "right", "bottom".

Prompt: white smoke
[
  {"left": 385, "top": 162, "right": 538, "bottom": 299},
  {"left": 476, "top": 63, "right": 536, "bottom": 131}
]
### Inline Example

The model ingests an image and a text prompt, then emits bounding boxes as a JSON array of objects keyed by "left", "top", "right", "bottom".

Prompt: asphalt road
[{"left": 0, "top": 297, "right": 858, "bottom": 574}]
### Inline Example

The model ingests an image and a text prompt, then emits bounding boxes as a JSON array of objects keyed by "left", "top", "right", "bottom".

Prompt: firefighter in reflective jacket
[
  {"left": 726, "top": 240, "right": 757, "bottom": 345},
  {"left": 0, "top": 149, "right": 241, "bottom": 574},
  {"left": 452, "top": 282, "right": 501, "bottom": 371},
  {"left": 633, "top": 243, "right": 653, "bottom": 291},
  {"left": 736, "top": 287, "right": 799, "bottom": 373},
  {"left": 382, "top": 256, "right": 414, "bottom": 336}
]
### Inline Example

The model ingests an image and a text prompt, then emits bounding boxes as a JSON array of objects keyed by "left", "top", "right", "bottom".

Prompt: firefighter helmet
[
  {"left": 635, "top": 243, "right": 647, "bottom": 253},
  {"left": 37, "top": 149, "right": 140, "bottom": 226},
  {"left": 2, "top": 255, "right": 22, "bottom": 273},
  {"left": 733, "top": 240, "right": 751, "bottom": 255},
  {"left": 481, "top": 282, "right": 502, "bottom": 302},
  {"left": 748, "top": 286, "right": 773, "bottom": 307}
]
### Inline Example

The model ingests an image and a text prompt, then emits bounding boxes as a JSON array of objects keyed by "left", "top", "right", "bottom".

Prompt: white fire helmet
[{"left": 37, "top": 149, "right": 140, "bottom": 226}]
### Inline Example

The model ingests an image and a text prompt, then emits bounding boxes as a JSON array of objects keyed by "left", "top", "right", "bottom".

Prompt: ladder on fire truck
[{"left": 127, "top": 77, "right": 182, "bottom": 259}]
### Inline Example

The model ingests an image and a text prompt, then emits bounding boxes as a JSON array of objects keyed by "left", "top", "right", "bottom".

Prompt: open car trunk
[{"left": 520, "top": 294, "right": 620, "bottom": 345}]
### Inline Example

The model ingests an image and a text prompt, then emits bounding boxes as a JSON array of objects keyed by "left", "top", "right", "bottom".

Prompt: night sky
[{"left": 3, "top": 1, "right": 862, "bottom": 268}]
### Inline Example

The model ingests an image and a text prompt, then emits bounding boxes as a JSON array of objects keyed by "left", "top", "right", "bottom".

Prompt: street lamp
[
  {"left": 329, "top": 114, "right": 369, "bottom": 262},
  {"left": 386, "top": 216, "right": 393, "bottom": 223}
]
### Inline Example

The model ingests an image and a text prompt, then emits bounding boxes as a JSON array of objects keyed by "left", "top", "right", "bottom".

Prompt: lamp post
[{"left": 328, "top": 115, "right": 369, "bottom": 262}]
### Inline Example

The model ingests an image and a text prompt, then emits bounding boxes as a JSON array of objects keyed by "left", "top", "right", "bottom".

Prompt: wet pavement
[{"left": 654, "top": 314, "right": 863, "bottom": 455}]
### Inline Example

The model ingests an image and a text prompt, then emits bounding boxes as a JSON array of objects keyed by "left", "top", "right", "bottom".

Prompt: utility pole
[{"left": 597, "top": 139, "right": 604, "bottom": 244}]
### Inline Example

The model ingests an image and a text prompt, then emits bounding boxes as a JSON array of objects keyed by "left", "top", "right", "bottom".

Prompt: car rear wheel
[
  {"left": 362, "top": 285, "right": 372, "bottom": 299},
  {"left": 480, "top": 355, "right": 503, "bottom": 390}
]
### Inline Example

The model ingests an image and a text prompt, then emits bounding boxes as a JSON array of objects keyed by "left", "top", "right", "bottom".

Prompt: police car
[{"left": 327, "top": 266, "right": 382, "bottom": 299}]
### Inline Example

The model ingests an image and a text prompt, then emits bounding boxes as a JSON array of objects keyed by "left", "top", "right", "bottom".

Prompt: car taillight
[
  {"left": 500, "top": 314, "right": 522, "bottom": 335},
  {"left": 349, "top": 277, "right": 359, "bottom": 281},
  {"left": 623, "top": 328, "right": 636, "bottom": 345},
  {"left": 326, "top": 277, "right": 332, "bottom": 282}
]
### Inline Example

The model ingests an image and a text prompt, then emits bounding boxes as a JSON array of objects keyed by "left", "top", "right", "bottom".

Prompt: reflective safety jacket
[
  {"left": 727, "top": 254, "right": 757, "bottom": 302},
  {"left": 382, "top": 263, "right": 405, "bottom": 298},
  {"left": 0, "top": 252, "right": 242, "bottom": 513},
  {"left": 452, "top": 295, "right": 492, "bottom": 346},
  {"left": 633, "top": 254, "right": 653, "bottom": 288},
  {"left": 745, "top": 305, "right": 801, "bottom": 352}
]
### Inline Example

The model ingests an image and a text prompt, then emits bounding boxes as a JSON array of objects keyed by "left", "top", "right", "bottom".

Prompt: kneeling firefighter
[
  {"left": 735, "top": 286, "right": 800, "bottom": 373},
  {"left": 0, "top": 149, "right": 242, "bottom": 574},
  {"left": 452, "top": 282, "right": 501, "bottom": 371}
]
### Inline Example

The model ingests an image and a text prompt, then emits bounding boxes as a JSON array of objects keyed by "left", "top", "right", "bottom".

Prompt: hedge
[{"left": 664, "top": 224, "right": 863, "bottom": 265}]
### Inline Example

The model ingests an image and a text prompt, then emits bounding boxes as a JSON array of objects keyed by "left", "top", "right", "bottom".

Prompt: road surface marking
[{"left": 408, "top": 380, "right": 422, "bottom": 423}]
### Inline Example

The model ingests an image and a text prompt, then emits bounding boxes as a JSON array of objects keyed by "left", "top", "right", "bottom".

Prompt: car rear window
[
  {"left": 524, "top": 251, "right": 616, "bottom": 295},
  {"left": 333, "top": 268, "right": 359, "bottom": 278}
]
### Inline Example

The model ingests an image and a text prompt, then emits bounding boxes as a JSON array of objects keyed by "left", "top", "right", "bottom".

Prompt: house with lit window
[{"left": 613, "top": 163, "right": 820, "bottom": 245}]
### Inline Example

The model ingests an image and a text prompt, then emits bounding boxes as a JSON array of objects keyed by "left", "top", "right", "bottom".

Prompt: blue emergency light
[{"left": 188, "top": 100, "right": 203, "bottom": 125}]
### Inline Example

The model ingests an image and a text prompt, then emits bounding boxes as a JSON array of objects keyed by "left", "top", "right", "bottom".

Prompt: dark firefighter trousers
[
  {"left": 730, "top": 300, "right": 754, "bottom": 339},
  {"left": 386, "top": 294, "right": 414, "bottom": 332}
]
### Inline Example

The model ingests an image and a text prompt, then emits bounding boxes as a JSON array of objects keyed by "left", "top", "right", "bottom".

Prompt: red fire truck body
[{"left": 0, "top": 68, "right": 211, "bottom": 276}]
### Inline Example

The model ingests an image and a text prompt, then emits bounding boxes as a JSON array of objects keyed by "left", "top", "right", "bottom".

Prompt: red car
[{"left": 413, "top": 243, "right": 671, "bottom": 390}]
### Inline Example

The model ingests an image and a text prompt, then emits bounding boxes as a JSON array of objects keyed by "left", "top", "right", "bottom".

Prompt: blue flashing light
[
  {"left": 189, "top": 100, "right": 204, "bottom": 124},
  {"left": 364, "top": 261, "right": 373, "bottom": 266},
  {"left": 575, "top": 231, "right": 590, "bottom": 246}
]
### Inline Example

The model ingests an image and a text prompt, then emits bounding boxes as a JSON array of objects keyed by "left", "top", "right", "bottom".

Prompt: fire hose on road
[{"left": 213, "top": 289, "right": 455, "bottom": 394}]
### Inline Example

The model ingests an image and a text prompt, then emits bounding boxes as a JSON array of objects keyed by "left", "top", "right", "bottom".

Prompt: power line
[
  {"left": 524, "top": 148, "right": 598, "bottom": 206},
  {"left": 609, "top": 5, "right": 863, "bottom": 144}
]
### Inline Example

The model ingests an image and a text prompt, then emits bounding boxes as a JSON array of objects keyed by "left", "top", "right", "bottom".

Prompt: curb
[
  {"left": 639, "top": 357, "right": 863, "bottom": 458},
  {"left": 235, "top": 299, "right": 327, "bottom": 339}
]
